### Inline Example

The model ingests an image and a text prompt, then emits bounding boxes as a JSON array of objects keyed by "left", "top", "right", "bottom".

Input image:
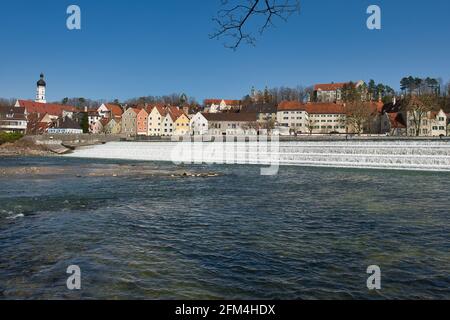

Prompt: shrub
[{"left": 0, "top": 132, "right": 24, "bottom": 145}]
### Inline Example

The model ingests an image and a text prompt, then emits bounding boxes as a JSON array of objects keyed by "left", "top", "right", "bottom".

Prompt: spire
[
  {"left": 37, "top": 73, "right": 46, "bottom": 87},
  {"left": 35, "top": 73, "right": 47, "bottom": 103}
]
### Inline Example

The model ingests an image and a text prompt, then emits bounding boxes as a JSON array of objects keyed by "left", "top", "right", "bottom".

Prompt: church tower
[{"left": 35, "top": 73, "right": 46, "bottom": 103}]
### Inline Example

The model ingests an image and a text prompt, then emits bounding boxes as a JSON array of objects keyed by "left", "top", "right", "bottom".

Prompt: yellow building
[{"left": 174, "top": 113, "right": 191, "bottom": 136}]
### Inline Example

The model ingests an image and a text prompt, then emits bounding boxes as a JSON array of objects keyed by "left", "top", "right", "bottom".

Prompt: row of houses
[
  {"left": 2, "top": 75, "right": 449, "bottom": 137},
  {"left": 3, "top": 98, "right": 450, "bottom": 138}
]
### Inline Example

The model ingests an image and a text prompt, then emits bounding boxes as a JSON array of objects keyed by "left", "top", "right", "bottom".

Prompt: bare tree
[
  {"left": 259, "top": 118, "right": 276, "bottom": 134},
  {"left": 406, "top": 95, "right": 437, "bottom": 137},
  {"left": 305, "top": 117, "right": 317, "bottom": 135},
  {"left": 344, "top": 101, "right": 373, "bottom": 135},
  {"left": 211, "top": 0, "right": 300, "bottom": 49}
]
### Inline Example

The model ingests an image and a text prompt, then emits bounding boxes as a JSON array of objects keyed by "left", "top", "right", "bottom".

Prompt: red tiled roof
[
  {"left": 17, "top": 100, "right": 78, "bottom": 116},
  {"left": 277, "top": 101, "right": 306, "bottom": 111},
  {"left": 128, "top": 108, "right": 140, "bottom": 115},
  {"left": 104, "top": 104, "right": 124, "bottom": 117},
  {"left": 167, "top": 106, "right": 185, "bottom": 121},
  {"left": 305, "top": 103, "right": 346, "bottom": 114},
  {"left": 151, "top": 105, "right": 167, "bottom": 117},
  {"left": 314, "top": 82, "right": 348, "bottom": 91},
  {"left": 387, "top": 113, "right": 406, "bottom": 129}
]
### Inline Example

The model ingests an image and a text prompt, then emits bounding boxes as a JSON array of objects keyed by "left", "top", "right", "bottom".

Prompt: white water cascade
[{"left": 66, "top": 140, "right": 450, "bottom": 172}]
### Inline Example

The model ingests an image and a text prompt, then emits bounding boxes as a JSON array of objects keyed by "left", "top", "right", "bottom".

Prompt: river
[{"left": 0, "top": 156, "right": 449, "bottom": 299}]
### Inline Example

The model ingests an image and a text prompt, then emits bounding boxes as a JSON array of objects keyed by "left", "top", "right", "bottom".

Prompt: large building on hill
[
  {"left": 204, "top": 99, "right": 242, "bottom": 113},
  {"left": 314, "top": 81, "right": 364, "bottom": 103}
]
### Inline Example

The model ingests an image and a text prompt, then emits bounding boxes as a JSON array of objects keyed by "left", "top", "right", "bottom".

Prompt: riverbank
[{"left": 0, "top": 140, "right": 54, "bottom": 157}]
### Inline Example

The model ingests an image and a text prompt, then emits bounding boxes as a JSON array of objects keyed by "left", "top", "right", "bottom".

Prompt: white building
[
  {"left": 407, "top": 109, "right": 448, "bottom": 137},
  {"left": 276, "top": 102, "right": 308, "bottom": 134},
  {"left": 0, "top": 106, "right": 27, "bottom": 133},
  {"left": 47, "top": 116, "right": 83, "bottom": 134},
  {"left": 148, "top": 106, "right": 166, "bottom": 136},
  {"left": 314, "top": 81, "right": 364, "bottom": 103},
  {"left": 190, "top": 112, "right": 258, "bottom": 136},
  {"left": 203, "top": 99, "right": 241, "bottom": 113},
  {"left": 97, "top": 104, "right": 124, "bottom": 119},
  {"left": 190, "top": 113, "right": 209, "bottom": 136},
  {"left": 305, "top": 103, "right": 347, "bottom": 134}
]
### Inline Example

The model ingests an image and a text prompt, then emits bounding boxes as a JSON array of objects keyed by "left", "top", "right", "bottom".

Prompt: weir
[{"left": 65, "top": 140, "right": 450, "bottom": 172}]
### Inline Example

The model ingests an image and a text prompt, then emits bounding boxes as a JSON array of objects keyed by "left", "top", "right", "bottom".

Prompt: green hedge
[{"left": 0, "top": 132, "right": 24, "bottom": 145}]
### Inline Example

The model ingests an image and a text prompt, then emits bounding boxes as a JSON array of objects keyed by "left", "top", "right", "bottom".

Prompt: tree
[
  {"left": 406, "top": 94, "right": 437, "bottom": 136},
  {"left": 400, "top": 76, "right": 440, "bottom": 97},
  {"left": 263, "top": 86, "right": 273, "bottom": 104},
  {"left": 260, "top": 118, "right": 276, "bottom": 134},
  {"left": 375, "top": 83, "right": 386, "bottom": 101},
  {"left": 344, "top": 100, "right": 373, "bottom": 135},
  {"left": 241, "top": 121, "right": 261, "bottom": 133},
  {"left": 305, "top": 117, "right": 317, "bottom": 135},
  {"left": 210, "top": 0, "right": 300, "bottom": 49},
  {"left": 341, "top": 82, "right": 360, "bottom": 103},
  {"left": 368, "top": 79, "right": 377, "bottom": 101},
  {"left": 0, "top": 98, "right": 16, "bottom": 108},
  {"left": 80, "top": 112, "right": 89, "bottom": 134}
]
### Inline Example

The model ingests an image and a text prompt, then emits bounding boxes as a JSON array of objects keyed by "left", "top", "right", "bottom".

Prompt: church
[{"left": 36, "top": 73, "right": 46, "bottom": 103}]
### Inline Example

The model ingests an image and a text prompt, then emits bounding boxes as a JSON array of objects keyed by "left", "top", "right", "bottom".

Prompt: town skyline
[{"left": 1, "top": 0, "right": 449, "bottom": 102}]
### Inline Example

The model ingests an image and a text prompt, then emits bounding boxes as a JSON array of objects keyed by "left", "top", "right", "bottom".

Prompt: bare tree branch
[{"left": 210, "top": 0, "right": 300, "bottom": 49}]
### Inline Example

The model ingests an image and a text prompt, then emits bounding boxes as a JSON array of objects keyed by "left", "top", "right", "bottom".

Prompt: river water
[{"left": 0, "top": 156, "right": 449, "bottom": 299}]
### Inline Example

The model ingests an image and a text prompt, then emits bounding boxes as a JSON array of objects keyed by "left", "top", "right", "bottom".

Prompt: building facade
[
  {"left": 174, "top": 113, "right": 191, "bottom": 136},
  {"left": 98, "top": 104, "right": 124, "bottom": 119},
  {"left": 148, "top": 106, "right": 166, "bottom": 136},
  {"left": 314, "top": 81, "right": 364, "bottom": 103},
  {"left": 191, "top": 113, "right": 258, "bottom": 136},
  {"left": 121, "top": 108, "right": 139, "bottom": 136},
  {"left": 0, "top": 106, "right": 27, "bottom": 133},
  {"left": 276, "top": 101, "right": 308, "bottom": 134},
  {"left": 305, "top": 103, "right": 347, "bottom": 134},
  {"left": 137, "top": 108, "right": 149, "bottom": 136},
  {"left": 407, "top": 109, "right": 448, "bottom": 137}
]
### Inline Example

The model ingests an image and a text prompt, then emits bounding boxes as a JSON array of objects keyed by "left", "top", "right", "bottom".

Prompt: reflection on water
[{"left": 0, "top": 157, "right": 449, "bottom": 300}]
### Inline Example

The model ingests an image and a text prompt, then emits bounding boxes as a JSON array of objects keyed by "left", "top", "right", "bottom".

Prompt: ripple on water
[{"left": 0, "top": 157, "right": 449, "bottom": 299}]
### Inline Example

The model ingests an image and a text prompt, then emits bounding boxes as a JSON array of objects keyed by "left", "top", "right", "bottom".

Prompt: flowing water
[
  {"left": 0, "top": 155, "right": 449, "bottom": 300},
  {"left": 66, "top": 140, "right": 450, "bottom": 171}
]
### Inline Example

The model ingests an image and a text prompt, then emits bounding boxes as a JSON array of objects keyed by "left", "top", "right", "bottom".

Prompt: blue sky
[{"left": 0, "top": 0, "right": 449, "bottom": 102}]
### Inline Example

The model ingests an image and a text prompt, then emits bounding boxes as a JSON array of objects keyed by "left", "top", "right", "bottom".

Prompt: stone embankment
[{"left": 0, "top": 134, "right": 125, "bottom": 157}]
